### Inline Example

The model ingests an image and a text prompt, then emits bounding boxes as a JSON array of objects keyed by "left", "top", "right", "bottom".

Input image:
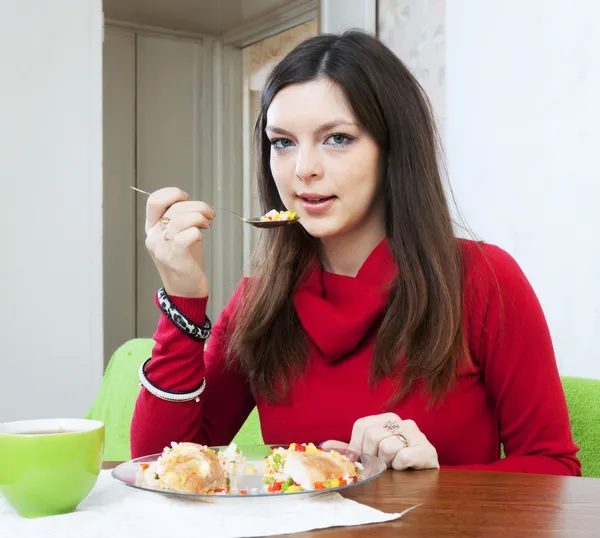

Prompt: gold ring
[
  {"left": 383, "top": 420, "right": 401, "bottom": 434},
  {"left": 162, "top": 228, "right": 172, "bottom": 241},
  {"left": 395, "top": 433, "right": 409, "bottom": 449},
  {"left": 158, "top": 217, "right": 170, "bottom": 230}
]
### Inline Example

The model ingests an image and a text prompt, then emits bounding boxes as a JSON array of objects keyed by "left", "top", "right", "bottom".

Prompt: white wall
[
  {"left": 446, "top": 1, "right": 600, "bottom": 378},
  {"left": 0, "top": 0, "right": 104, "bottom": 420}
]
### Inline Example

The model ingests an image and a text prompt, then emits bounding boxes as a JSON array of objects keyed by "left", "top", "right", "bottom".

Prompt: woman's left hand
[{"left": 321, "top": 413, "right": 440, "bottom": 470}]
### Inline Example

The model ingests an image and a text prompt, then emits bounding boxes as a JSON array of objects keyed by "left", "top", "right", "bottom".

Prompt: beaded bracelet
[{"left": 157, "top": 287, "right": 212, "bottom": 341}]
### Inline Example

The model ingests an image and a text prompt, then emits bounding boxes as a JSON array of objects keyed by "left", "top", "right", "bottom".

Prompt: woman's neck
[{"left": 319, "top": 215, "right": 386, "bottom": 277}]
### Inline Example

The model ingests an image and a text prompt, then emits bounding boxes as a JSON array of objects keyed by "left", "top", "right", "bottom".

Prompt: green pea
[{"left": 273, "top": 454, "right": 281, "bottom": 463}]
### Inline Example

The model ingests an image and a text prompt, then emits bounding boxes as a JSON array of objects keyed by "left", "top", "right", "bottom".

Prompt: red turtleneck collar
[{"left": 294, "top": 239, "right": 397, "bottom": 363}]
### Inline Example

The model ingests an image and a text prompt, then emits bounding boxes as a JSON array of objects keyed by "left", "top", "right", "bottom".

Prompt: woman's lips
[{"left": 298, "top": 196, "right": 337, "bottom": 215}]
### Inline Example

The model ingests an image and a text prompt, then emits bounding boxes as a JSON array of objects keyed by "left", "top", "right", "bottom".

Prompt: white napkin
[{"left": 0, "top": 470, "right": 416, "bottom": 538}]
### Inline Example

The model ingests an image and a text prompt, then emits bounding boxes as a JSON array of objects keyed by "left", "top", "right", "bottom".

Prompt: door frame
[{"left": 223, "top": 0, "right": 318, "bottom": 48}]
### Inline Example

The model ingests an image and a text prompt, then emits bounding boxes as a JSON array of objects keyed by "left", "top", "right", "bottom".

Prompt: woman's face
[{"left": 266, "top": 78, "right": 382, "bottom": 240}]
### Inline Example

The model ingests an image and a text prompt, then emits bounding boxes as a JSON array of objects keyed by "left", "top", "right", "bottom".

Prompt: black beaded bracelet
[{"left": 157, "top": 287, "right": 212, "bottom": 341}]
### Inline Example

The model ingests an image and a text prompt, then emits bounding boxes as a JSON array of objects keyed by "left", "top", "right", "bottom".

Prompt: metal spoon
[{"left": 129, "top": 186, "right": 300, "bottom": 229}]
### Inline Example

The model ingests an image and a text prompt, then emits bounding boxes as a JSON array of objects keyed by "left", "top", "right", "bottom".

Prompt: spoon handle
[
  {"left": 129, "top": 186, "right": 251, "bottom": 223},
  {"left": 215, "top": 207, "right": 247, "bottom": 221},
  {"left": 130, "top": 186, "right": 151, "bottom": 196}
]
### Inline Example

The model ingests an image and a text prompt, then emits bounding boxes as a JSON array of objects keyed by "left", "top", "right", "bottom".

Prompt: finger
[
  {"left": 170, "top": 226, "right": 204, "bottom": 250},
  {"left": 145, "top": 187, "right": 189, "bottom": 233},
  {"left": 145, "top": 216, "right": 205, "bottom": 258},
  {"left": 348, "top": 413, "right": 400, "bottom": 456},
  {"left": 164, "top": 200, "right": 216, "bottom": 221},
  {"left": 319, "top": 440, "right": 349, "bottom": 452},
  {"left": 396, "top": 419, "right": 429, "bottom": 446},
  {"left": 319, "top": 441, "right": 360, "bottom": 463},
  {"left": 362, "top": 423, "right": 395, "bottom": 457},
  {"left": 144, "top": 219, "right": 167, "bottom": 256},
  {"left": 377, "top": 435, "right": 407, "bottom": 468},
  {"left": 391, "top": 445, "right": 439, "bottom": 471},
  {"left": 165, "top": 211, "right": 211, "bottom": 237}
]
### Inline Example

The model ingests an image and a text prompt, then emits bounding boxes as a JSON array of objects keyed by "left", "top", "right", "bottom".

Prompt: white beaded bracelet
[{"left": 138, "top": 358, "right": 206, "bottom": 403}]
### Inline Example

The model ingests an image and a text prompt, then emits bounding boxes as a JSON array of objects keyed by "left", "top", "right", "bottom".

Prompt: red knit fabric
[{"left": 131, "top": 239, "right": 581, "bottom": 476}]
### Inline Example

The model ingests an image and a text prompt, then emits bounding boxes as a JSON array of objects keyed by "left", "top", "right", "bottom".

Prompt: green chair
[
  {"left": 561, "top": 376, "right": 600, "bottom": 478},
  {"left": 86, "top": 338, "right": 263, "bottom": 461}
]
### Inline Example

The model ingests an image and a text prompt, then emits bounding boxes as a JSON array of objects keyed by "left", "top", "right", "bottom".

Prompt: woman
[{"left": 131, "top": 31, "right": 580, "bottom": 476}]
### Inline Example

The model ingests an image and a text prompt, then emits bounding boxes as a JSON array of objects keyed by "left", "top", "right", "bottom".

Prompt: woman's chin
[{"left": 300, "top": 219, "right": 343, "bottom": 239}]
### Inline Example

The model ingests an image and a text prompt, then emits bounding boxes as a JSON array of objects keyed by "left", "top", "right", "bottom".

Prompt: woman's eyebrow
[{"left": 266, "top": 120, "right": 358, "bottom": 137}]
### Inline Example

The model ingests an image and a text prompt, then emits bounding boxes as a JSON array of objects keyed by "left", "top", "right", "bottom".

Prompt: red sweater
[{"left": 131, "top": 239, "right": 581, "bottom": 476}]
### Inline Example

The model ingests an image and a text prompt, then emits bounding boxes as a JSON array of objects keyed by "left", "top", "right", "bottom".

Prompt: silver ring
[
  {"left": 383, "top": 420, "right": 401, "bottom": 434},
  {"left": 395, "top": 433, "right": 409, "bottom": 449},
  {"left": 162, "top": 228, "right": 173, "bottom": 241},
  {"left": 158, "top": 217, "right": 170, "bottom": 230}
]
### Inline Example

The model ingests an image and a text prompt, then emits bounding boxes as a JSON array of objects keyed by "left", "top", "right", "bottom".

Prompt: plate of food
[{"left": 111, "top": 442, "right": 387, "bottom": 503}]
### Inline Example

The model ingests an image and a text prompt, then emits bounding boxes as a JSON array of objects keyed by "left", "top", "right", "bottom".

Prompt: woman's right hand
[{"left": 144, "top": 187, "right": 215, "bottom": 298}]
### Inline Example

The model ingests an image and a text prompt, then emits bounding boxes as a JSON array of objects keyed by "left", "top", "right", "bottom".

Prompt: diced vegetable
[
  {"left": 268, "top": 481, "right": 283, "bottom": 493},
  {"left": 260, "top": 209, "right": 299, "bottom": 222}
]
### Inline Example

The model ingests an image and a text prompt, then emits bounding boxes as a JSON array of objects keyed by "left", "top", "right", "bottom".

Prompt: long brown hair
[{"left": 228, "top": 31, "right": 468, "bottom": 403}]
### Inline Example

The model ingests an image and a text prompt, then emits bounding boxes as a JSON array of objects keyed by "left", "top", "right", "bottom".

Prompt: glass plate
[{"left": 111, "top": 444, "right": 387, "bottom": 503}]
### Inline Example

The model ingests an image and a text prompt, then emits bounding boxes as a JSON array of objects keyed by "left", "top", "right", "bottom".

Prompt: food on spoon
[
  {"left": 135, "top": 442, "right": 244, "bottom": 494},
  {"left": 263, "top": 442, "right": 363, "bottom": 493},
  {"left": 260, "top": 209, "right": 299, "bottom": 222}
]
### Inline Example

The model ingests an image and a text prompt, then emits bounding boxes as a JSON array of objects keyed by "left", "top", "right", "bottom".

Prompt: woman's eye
[
  {"left": 271, "top": 138, "right": 294, "bottom": 151},
  {"left": 324, "top": 134, "right": 354, "bottom": 147}
]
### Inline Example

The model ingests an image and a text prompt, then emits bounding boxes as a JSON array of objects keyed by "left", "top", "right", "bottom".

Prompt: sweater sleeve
[
  {"left": 445, "top": 243, "right": 581, "bottom": 476},
  {"left": 130, "top": 281, "right": 255, "bottom": 458}
]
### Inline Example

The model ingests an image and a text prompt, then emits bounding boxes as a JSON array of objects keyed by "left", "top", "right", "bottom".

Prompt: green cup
[{"left": 0, "top": 418, "right": 104, "bottom": 518}]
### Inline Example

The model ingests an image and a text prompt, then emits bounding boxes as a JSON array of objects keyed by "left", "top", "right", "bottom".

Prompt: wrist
[{"left": 164, "top": 274, "right": 209, "bottom": 299}]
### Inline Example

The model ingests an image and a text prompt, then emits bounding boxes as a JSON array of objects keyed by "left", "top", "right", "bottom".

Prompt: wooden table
[{"left": 103, "top": 462, "right": 600, "bottom": 537}]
